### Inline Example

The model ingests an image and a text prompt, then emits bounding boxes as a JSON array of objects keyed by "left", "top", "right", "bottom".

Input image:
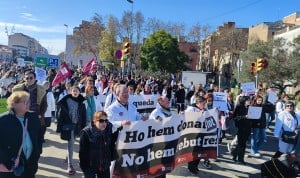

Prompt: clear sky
[{"left": 0, "top": 0, "right": 298, "bottom": 55}]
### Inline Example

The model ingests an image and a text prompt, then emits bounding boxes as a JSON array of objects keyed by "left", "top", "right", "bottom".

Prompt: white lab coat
[
  {"left": 44, "top": 91, "right": 56, "bottom": 117},
  {"left": 106, "top": 100, "right": 142, "bottom": 128},
  {"left": 149, "top": 104, "right": 172, "bottom": 120},
  {"left": 104, "top": 93, "right": 116, "bottom": 111},
  {"left": 274, "top": 111, "right": 300, "bottom": 153}
]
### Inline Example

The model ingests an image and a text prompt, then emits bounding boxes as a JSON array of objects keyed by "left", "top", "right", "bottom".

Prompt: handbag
[
  {"left": 61, "top": 123, "right": 76, "bottom": 131},
  {"left": 281, "top": 112, "right": 299, "bottom": 144},
  {"left": 60, "top": 124, "right": 76, "bottom": 140},
  {"left": 282, "top": 130, "right": 298, "bottom": 144}
]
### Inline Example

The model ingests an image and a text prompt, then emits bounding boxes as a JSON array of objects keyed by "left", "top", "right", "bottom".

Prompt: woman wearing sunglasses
[
  {"left": 79, "top": 111, "right": 121, "bottom": 178},
  {"left": 0, "top": 91, "right": 42, "bottom": 178},
  {"left": 273, "top": 101, "right": 300, "bottom": 158}
]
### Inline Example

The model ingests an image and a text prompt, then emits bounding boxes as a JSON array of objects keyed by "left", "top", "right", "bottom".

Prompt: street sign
[
  {"left": 115, "top": 50, "right": 122, "bottom": 60},
  {"left": 48, "top": 58, "right": 59, "bottom": 68},
  {"left": 35, "top": 57, "right": 48, "bottom": 67}
]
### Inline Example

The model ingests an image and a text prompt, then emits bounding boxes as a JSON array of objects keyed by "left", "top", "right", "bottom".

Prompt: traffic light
[
  {"left": 256, "top": 58, "right": 268, "bottom": 72},
  {"left": 251, "top": 62, "right": 256, "bottom": 75},
  {"left": 122, "top": 42, "right": 131, "bottom": 60}
]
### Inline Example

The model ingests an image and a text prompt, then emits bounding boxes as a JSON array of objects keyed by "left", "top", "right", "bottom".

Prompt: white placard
[
  {"left": 241, "top": 82, "right": 256, "bottom": 95},
  {"left": 35, "top": 67, "right": 47, "bottom": 84},
  {"left": 267, "top": 91, "right": 278, "bottom": 104},
  {"left": 247, "top": 106, "right": 262, "bottom": 119},
  {"left": 213, "top": 92, "right": 228, "bottom": 111},
  {"left": 17, "top": 58, "right": 25, "bottom": 67}
]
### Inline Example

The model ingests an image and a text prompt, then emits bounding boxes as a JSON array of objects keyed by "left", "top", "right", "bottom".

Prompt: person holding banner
[
  {"left": 106, "top": 84, "right": 144, "bottom": 127},
  {"left": 185, "top": 96, "right": 212, "bottom": 172},
  {"left": 106, "top": 84, "right": 145, "bottom": 177},
  {"left": 149, "top": 96, "right": 172, "bottom": 121},
  {"left": 79, "top": 111, "right": 118, "bottom": 178},
  {"left": 148, "top": 95, "right": 172, "bottom": 178}
]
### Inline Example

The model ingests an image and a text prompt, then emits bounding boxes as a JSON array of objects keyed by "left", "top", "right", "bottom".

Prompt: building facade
[
  {"left": 8, "top": 33, "right": 48, "bottom": 58},
  {"left": 177, "top": 36, "right": 199, "bottom": 71},
  {"left": 199, "top": 22, "right": 248, "bottom": 88}
]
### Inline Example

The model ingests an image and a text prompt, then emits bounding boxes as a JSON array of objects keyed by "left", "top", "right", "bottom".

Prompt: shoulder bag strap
[{"left": 14, "top": 118, "right": 28, "bottom": 168}]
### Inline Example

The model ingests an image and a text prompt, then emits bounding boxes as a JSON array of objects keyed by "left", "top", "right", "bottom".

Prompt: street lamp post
[
  {"left": 64, "top": 24, "right": 68, "bottom": 64},
  {"left": 126, "top": 0, "right": 133, "bottom": 76}
]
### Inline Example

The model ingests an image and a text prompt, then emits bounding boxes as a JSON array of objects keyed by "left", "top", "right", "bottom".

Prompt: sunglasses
[
  {"left": 25, "top": 76, "right": 34, "bottom": 80},
  {"left": 98, "top": 119, "right": 109, "bottom": 123}
]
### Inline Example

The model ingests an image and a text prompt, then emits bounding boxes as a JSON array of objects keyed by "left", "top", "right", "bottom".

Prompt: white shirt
[{"left": 106, "top": 100, "right": 142, "bottom": 127}]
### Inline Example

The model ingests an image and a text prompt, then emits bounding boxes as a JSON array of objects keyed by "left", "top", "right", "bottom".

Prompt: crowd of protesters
[{"left": 1, "top": 62, "right": 300, "bottom": 177}]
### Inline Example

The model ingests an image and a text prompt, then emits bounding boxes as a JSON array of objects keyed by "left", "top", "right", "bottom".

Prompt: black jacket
[
  {"left": 233, "top": 104, "right": 252, "bottom": 129},
  {"left": 175, "top": 88, "right": 186, "bottom": 103},
  {"left": 56, "top": 94, "right": 86, "bottom": 140},
  {"left": 0, "top": 110, "right": 42, "bottom": 176},
  {"left": 79, "top": 123, "right": 113, "bottom": 172}
]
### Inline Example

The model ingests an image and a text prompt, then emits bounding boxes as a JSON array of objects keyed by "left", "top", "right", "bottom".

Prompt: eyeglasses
[
  {"left": 25, "top": 76, "right": 34, "bottom": 80},
  {"left": 286, "top": 105, "right": 293, "bottom": 108},
  {"left": 19, "top": 100, "right": 29, "bottom": 105},
  {"left": 98, "top": 119, "right": 109, "bottom": 123}
]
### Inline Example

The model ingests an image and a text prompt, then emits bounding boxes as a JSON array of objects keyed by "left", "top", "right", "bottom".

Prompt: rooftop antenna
[{"left": 5, "top": 24, "right": 15, "bottom": 37}]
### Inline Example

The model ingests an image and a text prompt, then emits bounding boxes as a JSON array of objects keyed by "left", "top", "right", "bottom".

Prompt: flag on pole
[
  {"left": 127, "top": 0, "right": 133, "bottom": 3},
  {"left": 51, "top": 63, "right": 72, "bottom": 87},
  {"left": 82, "top": 57, "right": 97, "bottom": 75}
]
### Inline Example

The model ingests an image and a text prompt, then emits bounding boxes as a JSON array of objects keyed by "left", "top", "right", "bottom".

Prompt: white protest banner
[
  {"left": 213, "top": 92, "right": 228, "bottom": 111},
  {"left": 241, "top": 82, "right": 256, "bottom": 95},
  {"left": 34, "top": 67, "right": 46, "bottom": 84},
  {"left": 267, "top": 91, "right": 278, "bottom": 104},
  {"left": 130, "top": 94, "right": 159, "bottom": 110},
  {"left": 113, "top": 109, "right": 218, "bottom": 178},
  {"left": 17, "top": 58, "right": 25, "bottom": 67},
  {"left": 247, "top": 106, "right": 262, "bottom": 119}
]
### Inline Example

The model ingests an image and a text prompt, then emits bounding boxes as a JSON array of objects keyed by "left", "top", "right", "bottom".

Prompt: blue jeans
[
  {"left": 251, "top": 128, "right": 266, "bottom": 154},
  {"left": 265, "top": 112, "right": 275, "bottom": 128}
]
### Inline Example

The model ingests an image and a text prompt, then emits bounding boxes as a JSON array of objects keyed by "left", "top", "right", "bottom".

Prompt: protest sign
[
  {"left": 17, "top": 58, "right": 25, "bottom": 67},
  {"left": 213, "top": 92, "right": 228, "bottom": 111},
  {"left": 113, "top": 109, "right": 218, "bottom": 178},
  {"left": 241, "top": 82, "right": 256, "bottom": 95},
  {"left": 130, "top": 94, "right": 159, "bottom": 110},
  {"left": 267, "top": 91, "right": 278, "bottom": 104},
  {"left": 247, "top": 106, "right": 262, "bottom": 119},
  {"left": 35, "top": 67, "right": 47, "bottom": 84}
]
